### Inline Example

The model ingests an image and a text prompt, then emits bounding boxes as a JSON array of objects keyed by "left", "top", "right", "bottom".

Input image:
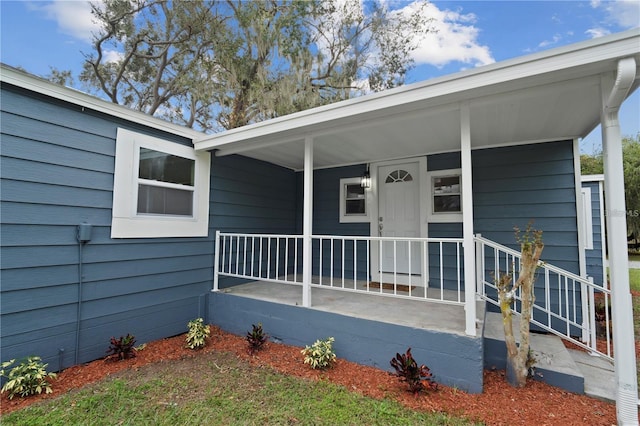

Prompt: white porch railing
[
  {"left": 474, "top": 234, "right": 612, "bottom": 361},
  {"left": 214, "top": 232, "right": 465, "bottom": 306}
]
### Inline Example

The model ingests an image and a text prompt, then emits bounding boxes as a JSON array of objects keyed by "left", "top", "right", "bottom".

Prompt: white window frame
[
  {"left": 427, "top": 168, "right": 463, "bottom": 223},
  {"left": 339, "top": 177, "right": 370, "bottom": 223},
  {"left": 111, "top": 128, "right": 211, "bottom": 238},
  {"left": 581, "top": 187, "right": 594, "bottom": 250}
]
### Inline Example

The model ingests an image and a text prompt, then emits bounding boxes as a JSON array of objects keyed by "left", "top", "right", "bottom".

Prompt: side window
[
  {"left": 427, "top": 169, "right": 462, "bottom": 222},
  {"left": 581, "top": 187, "right": 594, "bottom": 250},
  {"left": 111, "top": 128, "right": 210, "bottom": 238},
  {"left": 339, "top": 177, "right": 369, "bottom": 223}
]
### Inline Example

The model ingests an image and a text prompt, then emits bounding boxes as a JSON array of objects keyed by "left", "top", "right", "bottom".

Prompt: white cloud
[
  {"left": 538, "top": 33, "right": 563, "bottom": 48},
  {"left": 588, "top": 0, "right": 640, "bottom": 37},
  {"left": 599, "top": 0, "right": 640, "bottom": 28},
  {"left": 393, "top": 2, "right": 494, "bottom": 68},
  {"left": 28, "top": 0, "right": 99, "bottom": 43},
  {"left": 585, "top": 27, "right": 611, "bottom": 38},
  {"left": 103, "top": 49, "right": 123, "bottom": 63}
]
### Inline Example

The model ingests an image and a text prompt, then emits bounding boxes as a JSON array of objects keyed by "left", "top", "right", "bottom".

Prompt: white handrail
[
  {"left": 214, "top": 232, "right": 466, "bottom": 308},
  {"left": 474, "top": 234, "right": 612, "bottom": 361}
]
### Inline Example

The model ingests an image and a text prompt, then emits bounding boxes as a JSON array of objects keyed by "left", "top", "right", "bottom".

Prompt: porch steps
[{"left": 482, "top": 311, "right": 615, "bottom": 401}]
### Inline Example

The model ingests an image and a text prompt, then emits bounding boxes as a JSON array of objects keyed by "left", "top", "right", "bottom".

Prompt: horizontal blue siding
[
  {"left": 1, "top": 83, "right": 213, "bottom": 370},
  {"left": 295, "top": 165, "right": 371, "bottom": 279},
  {"left": 210, "top": 154, "right": 298, "bottom": 288},
  {"left": 472, "top": 141, "right": 581, "bottom": 328},
  {"left": 472, "top": 141, "right": 579, "bottom": 273}
]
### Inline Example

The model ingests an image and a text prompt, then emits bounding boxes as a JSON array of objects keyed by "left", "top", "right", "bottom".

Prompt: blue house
[{"left": 1, "top": 29, "right": 638, "bottom": 421}]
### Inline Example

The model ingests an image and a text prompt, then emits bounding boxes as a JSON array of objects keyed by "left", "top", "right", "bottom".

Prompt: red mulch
[{"left": 0, "top": 326, "right": 618, "bottom": 425}]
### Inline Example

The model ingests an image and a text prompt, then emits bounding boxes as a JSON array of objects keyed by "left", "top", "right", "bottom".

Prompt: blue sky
[{"left": 1, "top": 0, "right": 638, "bottom": 153}]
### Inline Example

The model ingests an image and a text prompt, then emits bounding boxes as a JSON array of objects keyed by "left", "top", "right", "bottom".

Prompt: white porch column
[
  {"left": 302, "top": 136, "right": 314, "bottom": 307},
  {"left": 600, "top": 58, "right": 638, "bottom": 425},
  {"left": 461, "top": 103, "right": 477, "bottom": 336}
]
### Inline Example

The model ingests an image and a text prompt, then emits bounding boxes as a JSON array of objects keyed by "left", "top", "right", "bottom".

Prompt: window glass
[
  {"left": 344, "top": 184, "right": 366, "bottom": 215},
  {"left": 433, "top": 195, "right": 461, "bottom": 213},
  {"left": 430, "top": 172, "right": 462, "bottom": 216},
  {"left": 339, "top": 177, "right": 369, "bottom": 223},
  {"left": 137, "top": 184, "right": 193, "bottom": 216},
  {"left": 385, "top": 169, "right": 413, "bottom": 183},
  {"left": 345, "top": 184, "right": 365, "bottom": 200},
  {"left": 139, "top": 148, "right": 194, "bottom": 185}
]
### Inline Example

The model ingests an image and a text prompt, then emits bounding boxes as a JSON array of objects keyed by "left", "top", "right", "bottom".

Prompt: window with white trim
[
  {"left": 111, "top": 128, "right": 210, "bottom": 238},
  {"left": 339, "top": 177, "right": 369, "bottom": 223},
  {"left": 580, "top": 187, "right": 594, "bottom": 250},
  {"left": 427, "top": 169, "right": 462, "bottom": 222}
]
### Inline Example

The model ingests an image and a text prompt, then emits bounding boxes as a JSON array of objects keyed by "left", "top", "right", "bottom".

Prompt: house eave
[
  {"left": 194, "top": 28, "right": 640, "bottom": 156},
  {"left": 0, "top": 63, "right": 203, "bottom": 141}
]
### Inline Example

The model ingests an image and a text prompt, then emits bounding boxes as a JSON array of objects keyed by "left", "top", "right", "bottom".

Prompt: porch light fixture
[{"left": 361, "top": 166, "right": 371, "bottom": 189}]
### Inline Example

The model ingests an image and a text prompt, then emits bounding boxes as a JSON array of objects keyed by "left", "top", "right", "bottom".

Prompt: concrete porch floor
[{"left": 219, "top": 280, "right": 483, "bottom": 336}]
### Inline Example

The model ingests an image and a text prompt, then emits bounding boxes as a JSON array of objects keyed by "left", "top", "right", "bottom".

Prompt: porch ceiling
[{"left": 195, "top": 29, "right": 640, "bottom": 171}]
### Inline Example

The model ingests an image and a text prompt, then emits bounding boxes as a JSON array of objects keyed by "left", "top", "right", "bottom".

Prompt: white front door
[{"left": 377, "top": 162, "right": 422, "bottom": 278}]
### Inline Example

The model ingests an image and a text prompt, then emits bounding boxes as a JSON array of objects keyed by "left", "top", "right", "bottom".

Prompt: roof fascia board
[
  {"left": 194, "top": 28, "right": 640, "bottom": 152},
  {"left": 0, "top": 64, "right": 202, "bottom": 141}
]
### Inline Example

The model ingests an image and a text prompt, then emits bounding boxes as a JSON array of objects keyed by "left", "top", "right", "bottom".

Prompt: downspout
[
  {"left": 75, "top": 223, "right": 92, "bottom": 365},
  {"left": 600, "top": 57, "right": 638, "bottom": 426}
]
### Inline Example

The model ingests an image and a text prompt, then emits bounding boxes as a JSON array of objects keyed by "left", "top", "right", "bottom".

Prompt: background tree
[
  {"left": 56, "top": 0, "right": 433, "bottom": 132},
  {"left": 580, "top": 152, "right": 603, "bottom": 175},
  {"left": 623, "top": 134, "right": 640, "bottom": 238},
  {"left": 581, "top": 134, "right": 639, "bottom": 239}
]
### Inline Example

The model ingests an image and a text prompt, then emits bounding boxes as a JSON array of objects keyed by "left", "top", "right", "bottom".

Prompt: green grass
[
  {"left": 630, "top": 268, "right": 640, "bottom": 292},
  {"left": 1, "top": 352, "right": 475, "bottom": 426}
]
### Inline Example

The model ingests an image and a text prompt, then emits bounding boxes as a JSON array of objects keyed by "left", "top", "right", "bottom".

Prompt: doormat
[{"left": 368, "top": 282, "right": 416, "bottom": 292}]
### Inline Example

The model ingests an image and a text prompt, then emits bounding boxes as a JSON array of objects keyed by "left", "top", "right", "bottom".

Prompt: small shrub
[
  {"left": 0, "top": 356, "right": 57, "bottom": 400},
  {"left": 301, "top": 337, "right": 336, "bottom": 370},
  {"left": 246, "top": 323, "right": 268, "bottom": 354},
  {"left": 106, "top": 334, "right": 137, "bottom": 360},
  {"left": 186, "top": 318, "right": 211, "bottom": 350},
  {"left": 390, "top": 348, "right": 437, "bottom": 395}
]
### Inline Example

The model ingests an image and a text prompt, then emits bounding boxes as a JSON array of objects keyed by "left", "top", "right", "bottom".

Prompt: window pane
[
  {"left": 137, "top": 184, "right": 193, "bottom": 216},
  {"left": 346, "top": 184, "right": 365, "bottom": 199},
  {"left": 433, "top": 176, "right": 460, "bottom": 194},
  {"left": 433, "top": 195, "right": 461, "bottom": 213},
  {"left": 345, "top": 199, "right": 366, "bottom": 215},
  {"left": 386, "top": 169, "right": 413, "bottom": 183},
  {"left": 139, "top": 148, "right": 194, "bottom": 186}
]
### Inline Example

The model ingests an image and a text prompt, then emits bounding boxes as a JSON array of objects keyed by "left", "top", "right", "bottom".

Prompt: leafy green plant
[
  {"left": 246, "top": 323, "right": 268, "bottom": 354},
  {"left": 0, "top": 356, "right": 57, "bottom": 400},
  {"left": 390, "top": 348, "right": 437, "bottom": 395},
  {"left": 106, "top": 334, "right": 137, "bottom": 360},
  {"left": 186, "top": 318, "right": 210, "bottom": 350},
  {"left": 301, "top": 337, "right": 336, "bottom": 370}
]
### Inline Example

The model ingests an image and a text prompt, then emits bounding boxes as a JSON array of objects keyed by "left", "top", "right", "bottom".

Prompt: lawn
[{"left": 1, "top": 351, "right": 473, "bottom": 426}]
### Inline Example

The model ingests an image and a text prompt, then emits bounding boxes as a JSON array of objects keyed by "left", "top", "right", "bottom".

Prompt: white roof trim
[
  {"left": 195, "top": 28, "right": 640, "bottom": 152},
  {"left": 0, "top": 64, "right": 202, "bottom": 141},
  {"left": 582, "top": 174, "right": 605, "bottom": 182}
]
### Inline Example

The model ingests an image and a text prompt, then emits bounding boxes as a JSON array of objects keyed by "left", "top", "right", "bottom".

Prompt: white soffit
[{"left": 196, "top": 28, "right": 640, "bottom": 171}]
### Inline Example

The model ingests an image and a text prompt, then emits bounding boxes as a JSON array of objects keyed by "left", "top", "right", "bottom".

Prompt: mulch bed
[{"left": 0, "top": 326, "right": 618, "bottom": 425}]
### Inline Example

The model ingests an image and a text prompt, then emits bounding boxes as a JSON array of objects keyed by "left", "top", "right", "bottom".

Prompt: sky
[{"left": 1, "top": 0, "right": 639, "bottom": 153}]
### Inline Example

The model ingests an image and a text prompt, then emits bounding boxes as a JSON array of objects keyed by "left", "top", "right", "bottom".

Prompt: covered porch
[{"left": 198, "top": 30, "right": 639, "bottom": 421}]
